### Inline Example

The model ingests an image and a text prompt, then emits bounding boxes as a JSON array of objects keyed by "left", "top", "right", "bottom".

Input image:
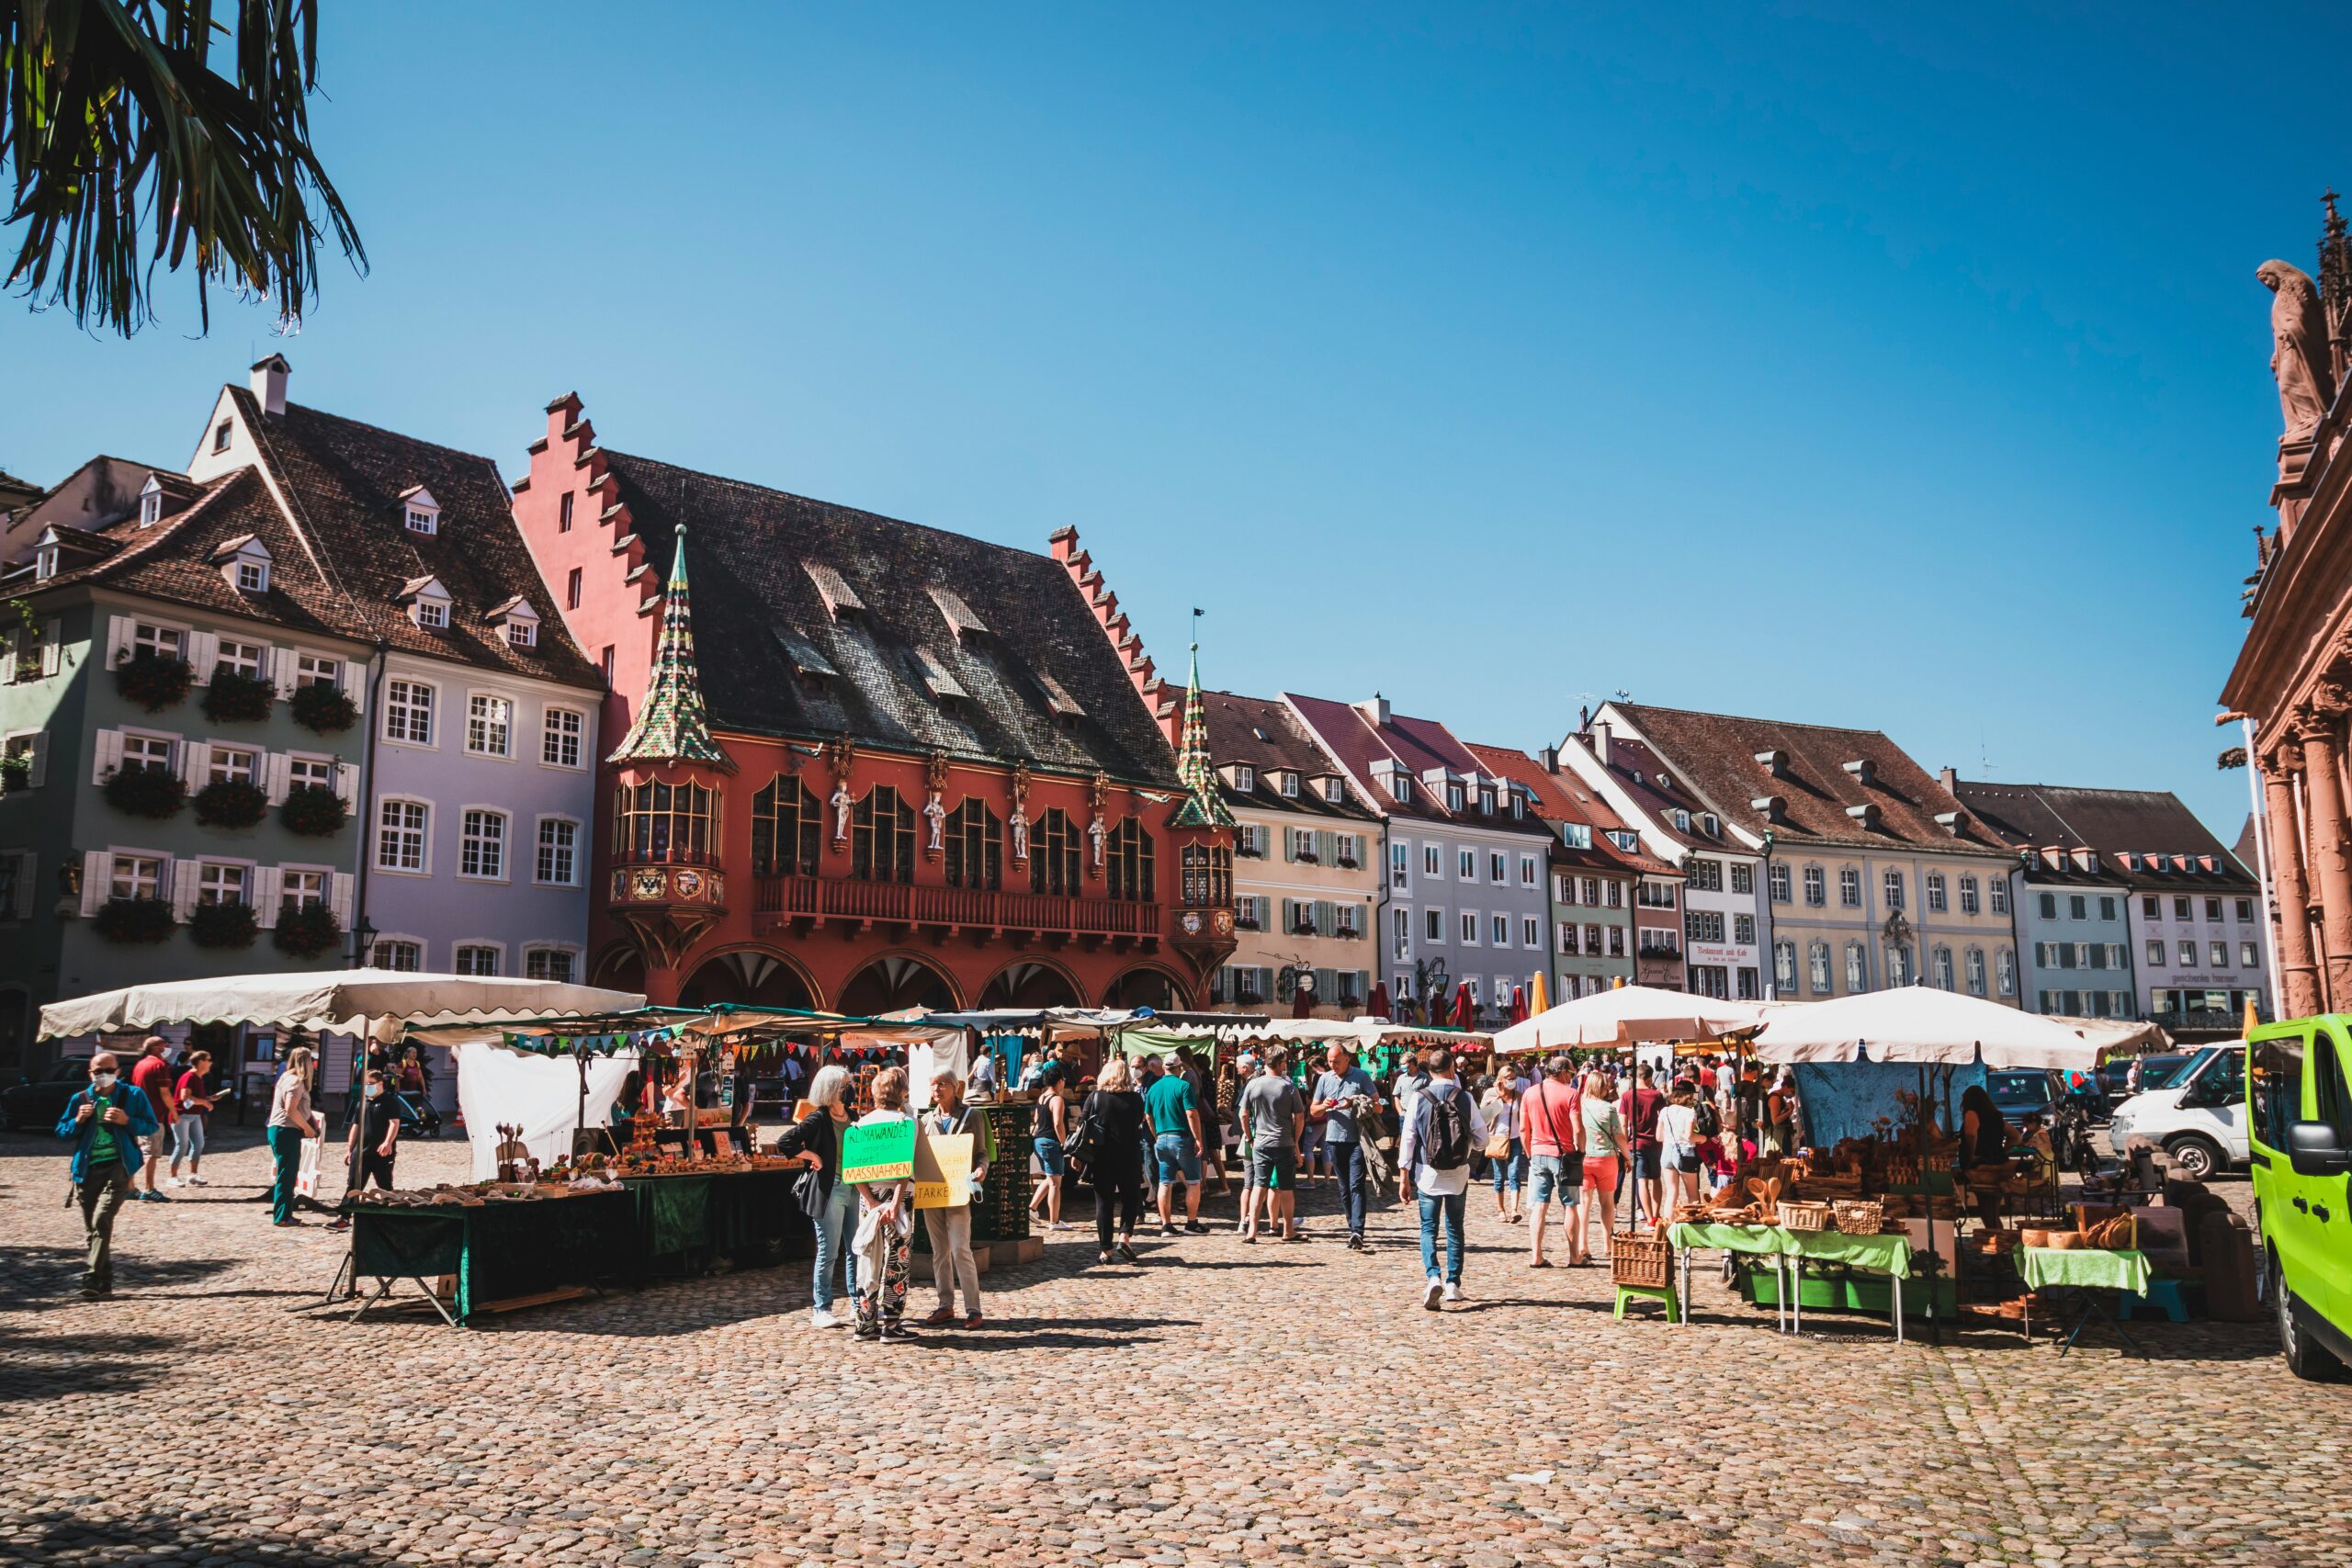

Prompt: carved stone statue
[
  {"left": 924, "top": 788, "right": 946, "bottom": 855},
  {"left": 2259, "top": 259, "right": 2337, "bottom": 440},
  {"left": 1009, "top": 761, "right": 1032, "bottom": 863},
  {"left": 831, "top": 781, "right": 854, "bottom": 845},
  {"left": 1088, "top": 809, "right": 1107, "bottom": 871}
]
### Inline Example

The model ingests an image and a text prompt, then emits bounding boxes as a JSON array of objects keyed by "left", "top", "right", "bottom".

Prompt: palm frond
[{"left": 3, "top": 0, "right": 366, "bottom": 335}]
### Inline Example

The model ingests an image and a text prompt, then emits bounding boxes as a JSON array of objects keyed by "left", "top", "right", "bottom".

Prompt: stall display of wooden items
[{"left": 1611, "top": 1229, "right": 1675, "bottom": 1291}]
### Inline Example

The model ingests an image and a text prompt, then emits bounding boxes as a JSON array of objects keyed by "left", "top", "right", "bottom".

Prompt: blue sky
[{"left": 6, "top": 2, "right": 2346, "bottom": 840}]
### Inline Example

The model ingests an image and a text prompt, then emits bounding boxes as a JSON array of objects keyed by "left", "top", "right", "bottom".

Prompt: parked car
[
  {"left": 2103, "top": 1042, "right": 2246, "bottom": 1180},
  {"left": 2246, "top": 1016, "right": 2352, "bottom": 1381},
  {"left": 2096, "top": 1053, "right": 2193, "bottom": 1101},
  {"left": 0, "top": 1055, "right": 95, "bottom": 1134}
]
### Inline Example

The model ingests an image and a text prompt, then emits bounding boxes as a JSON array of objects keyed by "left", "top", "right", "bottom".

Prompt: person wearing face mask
[
  {"left": 267, "top": 1045, "right": 324, "bottom": 1226},
  {"left": 56, "top": 1051, "right": 160, "bottom": 1299},
  {"left": 350, "top": 1069, "right": 401, "bottom": 1192}
]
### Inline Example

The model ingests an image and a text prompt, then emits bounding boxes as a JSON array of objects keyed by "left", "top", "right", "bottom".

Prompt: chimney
[
  {"left": 1539, "top": 744, "right": 1560, "bottom": 773},
  {"left": 1355, "top": 692, "right": 1390, "bottom": 728},
  {"left": 1938, "top": 765, "right": 1957, "bottom": 795},
  {"left": 1591, "top": 719, "right": 1612, "bottom": 766},
  {"left": 250, "top": 354, "right": 289, "bottom": 418}
]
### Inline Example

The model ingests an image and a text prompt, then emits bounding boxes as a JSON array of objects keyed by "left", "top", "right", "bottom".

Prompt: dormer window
[
  {"left": 1510, "top": 793, "right": 1525, "bottom": 820},
  {"left": 1234, "top": 765, "right": 1255, "bottom": 794},
  {"left": 1701, "top": 812, "right": 1720, "bottom": 838},
  {"left": 1279, "top": 771, "right": 1299, "bottom": 798},
  {"left": 209, "top": 533, "right": 273, "bottom": 596},
  {"left": 34, "top": 543, "right": 58, "bottom": 581},
  {"left": 401, "top": 486, "right": 441, "bottom": 536},
  {"left": 138, "top": 477, "right": 164, "bottom": 527},
  {"left": 1392, "top": 776, "right": 1414, "bottom": 805},
  {"left": 399, "top": 574, "right": 452, "bottom": 630},
  {"left": 486, "top": 595, "right": 539, "bottom": 650},
  {"left": 1478, "top": 788, "right": 1495, "bottom": 815},
  {"left": 1323, "top": 777, "right": 1344, "bottom": 805},
  {"left": 1446, "top": 783, "right": 1464, "bottom": 811},
  {"left": 506, "top": 619, "right": 536, "bottom": 648},
  {"left": 237, "top": 560, "right": 268, "bottom": 594},
  {"left": 417, "top": 600, "right": 449, "bottom": 629},
  {"left": 1671, "top": 808, "right": 1691, "bottom": 832}
]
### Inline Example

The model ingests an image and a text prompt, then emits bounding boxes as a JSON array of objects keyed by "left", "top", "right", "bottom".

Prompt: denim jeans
[
  {"left": 1418, "top": 1190, "right": 1466, "bottom": 1284},
  {"left": 1490, "top": 1139, "right": 1526, "bottom": 1193},
  {"left": 1327, "top": 1138, "right": 1368, "bottom": 1236},
  {"left": 811, "top": 1176, "right": 859, "bottom": 1310},
  {"left": 170, "top": 1114, "right": 206, "bottom": 1167}
]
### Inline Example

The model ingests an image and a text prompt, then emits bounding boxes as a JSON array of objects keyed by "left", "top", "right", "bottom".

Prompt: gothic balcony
[{"left": 753, "top": 874, "right": 1160, "bottom": 950}]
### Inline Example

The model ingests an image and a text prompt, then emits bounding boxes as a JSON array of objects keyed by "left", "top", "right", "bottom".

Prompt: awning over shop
[
  {"left": 40, "top": 969, "right": 647, "bottom": 1043},
  {"left": 1491, "top": 985, "right": 1770, "bottom": 1055},
  {"left": 1751, "top": 987, "right": 2104, "bottom": 1070}
]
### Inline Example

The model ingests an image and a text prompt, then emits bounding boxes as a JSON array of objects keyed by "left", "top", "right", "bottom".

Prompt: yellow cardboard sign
[{"left": 912, "top": 1132, "right": 974, "bottom": 1210}]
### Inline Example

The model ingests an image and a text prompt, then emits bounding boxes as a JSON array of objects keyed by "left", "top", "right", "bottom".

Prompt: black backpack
[
  {"left": 1693, "top": 1099, "right": 1721, "bottom": 1139},
  {"left": 1420, "top": 1086, "right": 1472, "bottom": 1170}
]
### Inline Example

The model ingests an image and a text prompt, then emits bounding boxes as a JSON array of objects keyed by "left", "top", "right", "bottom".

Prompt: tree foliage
[{"left": 4, "top": 0, "right": 365, "bottom": 334}]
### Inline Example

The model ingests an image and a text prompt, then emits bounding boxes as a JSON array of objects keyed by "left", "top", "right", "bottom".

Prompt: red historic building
[{"left": 510, "top": 396, "right": 1236, "bottom": 1012}]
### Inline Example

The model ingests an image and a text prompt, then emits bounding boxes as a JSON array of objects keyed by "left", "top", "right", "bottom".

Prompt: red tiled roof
[
  {"left": 1463, "top": 742, "right": 1676, "bottom": 877},
  {"left": 1283, "top": 694, "right": 1549, "bottom": 838}
]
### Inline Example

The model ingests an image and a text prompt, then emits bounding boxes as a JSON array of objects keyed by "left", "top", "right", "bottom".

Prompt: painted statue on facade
[
  {"left": 923, "top": 750, "right": 948, "bottom": 858},
  {"left": 1009, "top": 761, "right": 1032, "bottom": 863},
  {"left": 2258, "top": 258, "right": 2337, "bottom": 440}
]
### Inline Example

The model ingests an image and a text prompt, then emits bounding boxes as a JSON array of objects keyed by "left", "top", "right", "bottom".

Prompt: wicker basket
[
  {"left": 1611, "top": 1232, "right": 1674, "bottom": 1290},
  {"left": 1779, "top": 1199, "right": 1831, "bottom": 1232},
  {"left": 1830, "top": 1199, "right": 1883, "bottom": 1235}
]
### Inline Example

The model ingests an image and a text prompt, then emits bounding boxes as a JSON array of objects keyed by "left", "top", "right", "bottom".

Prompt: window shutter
[
  {"left": 344, "top": 660, "right": 368, "bottom": 714},
  {"left": 0, "top": 630, "right": 14, "bottom": 685},
  {"left": 178, "top": 740, "right": 209, "bottom": 791},
  {"left": 330, "top": 872, "right": 356, "bottom": 928},
  {"left": 186, "top": 630, "right": 219, "bottom": 683},
  {"left": 334, "top": 761, "right": 359, "bottom": 811},
  {"left": 6, "top": 850, "right": 31, "bottom": 919},
  {"left": 170, "top": 860, "right": 201, "bottom": 922},
  {"left": 268, "top": 646, "right": 297, "bottom": 698},
  {"left": 81, "top": 850, "right": 110, "bottom": 917},
  {"left": 1316, "top": 899, "right": 1334, "bottom": 936},
  {"left": 25, "top": 731, "right": 46, "bottom": 790},
  {"left": 92, "top": 728, "right": 123, "bottom": 784},
  {"left": 263, "top": 752, "right": 290, "bottom": 805},
  {"left": 40, "top": 622, "right": 60, "bottom": 678},
  {"left": 1317, "top": 829, "right": 1336, "bottom": 864},
  {"left": 107, "top": 615, "right": 134, "bottom": 667},
  {"left": 253, "top": 866, "right": 283, "bottom": 927}
]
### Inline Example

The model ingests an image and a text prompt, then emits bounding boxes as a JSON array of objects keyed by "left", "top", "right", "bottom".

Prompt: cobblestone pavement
[{"left": 2, "top": 1128, "right": 2346, "bottom": 1568}]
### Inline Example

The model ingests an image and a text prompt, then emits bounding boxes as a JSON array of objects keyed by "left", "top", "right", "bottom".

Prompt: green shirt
[
  {"left": 86, "top": 1103, "right": 121, "bottom": 1167},
  {"left": 1143, "top": 1074, "right": 1196, "bottom": 1138}
]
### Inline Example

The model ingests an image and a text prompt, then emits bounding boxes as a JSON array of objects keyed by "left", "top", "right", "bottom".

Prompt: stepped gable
[
  {"left": 229, "top": 393, "right": 601, "bottom": 687},
  {"left": 597, "top": 452, "right": 1181, "bottom": 787}
]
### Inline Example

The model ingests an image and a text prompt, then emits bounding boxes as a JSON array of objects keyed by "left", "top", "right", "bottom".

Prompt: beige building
[
  {"left": 1198, "top": 690, "right": 1381, "bottom": 1016},
  {"left": 1598, "top": 703, "right": 2021, "bottom": 1005}
]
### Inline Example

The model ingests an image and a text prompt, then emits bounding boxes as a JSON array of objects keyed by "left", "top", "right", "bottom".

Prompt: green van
[{"left": 2248, "top": 1016, "right": 2352, "bottom": 1380}]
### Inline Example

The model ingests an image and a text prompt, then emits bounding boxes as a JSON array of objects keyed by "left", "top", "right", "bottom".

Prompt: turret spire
[
  {"left": 607, "top": 525, "right": 733, "bottom": 769},
  {"left": 1168, "top": 607, "right": 1234, "bottom": 828}
]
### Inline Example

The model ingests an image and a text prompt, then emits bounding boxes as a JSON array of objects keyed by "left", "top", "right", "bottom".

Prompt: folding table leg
[{"left": 1893, "top": 1271, "right": 1904, "bottom": 1346}]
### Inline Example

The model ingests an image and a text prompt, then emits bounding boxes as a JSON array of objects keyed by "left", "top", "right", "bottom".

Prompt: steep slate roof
[
  {"left": 1951, "top": 780, "right": 2256, "bottom": 891},
  {"left": 1612, "top": 703, "right": 2011, "bottom": 860},
  {"left": 1567, "top": 729, "right": 1710, "bottom": 852},
  {"left": 1464, "top": 742, "right": 1676, "bottom": 877},
  {"left": 597, "top": 450, "right": 1181, "bottom": 787},
  {"left": 1283, "top": 694, "right": 1551, "bottom": 838},
  {"left": 1201, "top": 689, "right": 1378, "bottom": 821}
]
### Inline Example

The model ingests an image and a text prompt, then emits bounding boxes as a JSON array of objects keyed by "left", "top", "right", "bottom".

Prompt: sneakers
[
  {"left": 1346, "top": 1235, "right": 1365, "bottom": 1252},
  {"left": 1443, "top": 1280, "right": 1464, "bottom": 1304},
  {"left": 810, "top": 1308, "right": 842, "bottom": 1329},
  {"left": 1423, "top": 1276, "right": 1444, "bottom": 1311},
  {"left": 187, "top": 1175, "right": 209, "bottom": 1187},
  {"left": 1183, "top": 1221, "right": 1209, "bottom": 1235},
  {"left": 1158, "top": 1222, "right": 1176, "bottom": 1237},
  {"left": 164, "top": 1177, "right": 185, "bottom": 1189},
  {"left": 141, "top": 1190, "right": 171, "bottom": 1202},
  {"left": 1114, "top": 1242, "right": 1139, "bottom": 1265}
]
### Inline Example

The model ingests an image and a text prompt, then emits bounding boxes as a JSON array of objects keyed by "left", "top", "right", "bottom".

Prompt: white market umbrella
[
  {"left": 1750, "top": 986, "right": 2102, "bottom": 1071},
  {"left": 1490, "top": 984, "right": 1768, "bottom": 1056},
  {"left": 40, "top": 968, "right": 646, "bottom": 1043}
]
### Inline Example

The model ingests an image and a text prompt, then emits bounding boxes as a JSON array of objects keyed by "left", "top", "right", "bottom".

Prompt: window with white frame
[
  {"left": 207, "top": 746, "right": 257, "bottom": 785},
  {"left": 1390, "top": 841, "right": 1409, "bottom": 888},
  {"left": 197, "top": 863, "right": 247, "bottom": 906},
  {"left": 1461, "top": 911, "right": 1480, "bottom": 945},
  {"left": 1586, "top": 922, "right": 1602, "bottom": 953},
  {"left": 1933, "top": 946, "right": 1955, "bottom": 989},
  {"left": 1392, "top": 908, "right": 1409, "bottom": 953},
  {"left": 415, "top": 598, "right": 449, "bottom": 630},
  {"left": 1965, "top": 948, "right": 1986, "bottom": 996},
  {"left": 1491, "top": 914, "right": 1509, "bottom": 946},
  {"left": 288, "top": 755, "right": 333, "bottom": 792},
  {"left": 1520, "top": 854, "right": 1538, "bottom": 886},
  {"left": 2143, "top": 939, "right": 2165, "bottom": 966},
  {"left": 1804, "top": 865, "right": 1826, "bottom": 907},
  {"left": 1883, "top": 869, "right": 1905, "bottom": 910},
  {"left": 296, "top": 652, "right": 341, "bottom": 688},
  {"left": 1990, "top": 877, "right": 2008, "bottom": 914},
  {"left": 1729, "top": 862, "right": 1752, "bottom": 895},
  {"left": 282, "top": 869, "right": 327, "bottom": 909},
  {"left": 120, "top": 733, "right": 175, "bottom": 773},
  {"left": 110, "top": 854, "right": 164, "bottom": 900},
  {"left": 1846, "top": 942, "right": 1868, "bottom": 991},
  {"left": 405, "top": 499, "right": 438, "bottom": 535},
  {"left": 2211, "top": 942, "right": 2229, "bottom": 968},
  {"left": 453, "top": 944, "right": 500, "bottom": 977},
  {"left": 377, "top": 799, "right": 428, "bottom": 873},
  {"left": 525, "top": 948, "right": 577, "bottom": 983},
  {"left": 1996, "top": 949, "right": 2017, "bottom": 996},
  {"left": 1581, "top": 876, "right": 1600, "bottom": 906},
  {"left": 1458, "top": 849, "right": 1476, "bottom": 879},
  {"left": 1323, "top": 777, "right": 1344, "bottom": 805},
  {"left": 2242, "top": 942, "right": 2259, "bottom": 968},
  {"left": 2178, "top": 941, "right": 2197, "bottom": 966},
  {"left": 131, "top": 622, "right": 184, "bottom": 660},
  {"left": 1926, "top": 872, "right": 1947, "bottom": 912},
  {"left": 385, "top": 680, "right": 434, "bottom": 745},
  {"left": 1769, "top": 863, "right": 1791, "bottom": 903},
  {"left": 373, "top": 940, "right": 423, "bottom": 972},
  {"left": 1233, "top": 765, "right": 1254, "bottom": 793},
  {"left": 1774, "top": 941, "right": 1797, "bottom": 992},
  {"left": 506, "top": 618, "right": 536, "bottom": 649},
  {"left": 1558, "top": 874, "right": 1577, "bottom": 905},
  {"left": 1638, "top": 880, "right": 1675, "bottom": 908},
  {"left": 1446, "top": 783, "right": 1464, "bottom": 812},
  {"left": 460, "top": 810, "right": 507, "bottom": 880},
  {"left": 536, "top": 818, "right": 579, "bottom": 886},
  {"left": 235, "top": 559, "right": 269, "bottom": 594},
  {"left": 1839, "top": 867, "right": 1861, "bottom": 907},
  {"left": 1558, "top": 923, "right": 1577, "bottom": 954},
  {"left": 1425, "top": 908, "right": 1443, "bottom": 942},
  {"left": 467, "top": 694, "right": 513, "bottom": 758},
  {"left": 1733, "top": 913, "right": 1756, "bottom": 944},
  {"left": 1960, "top": 874, "right": 1979, "bottom": 914},
  {"left": 1687, "top": 857, "right": 1723, "bottom": 892},
  {"left": 1424, "top": 844, "right": 1442, "bottom": 877},
  {"left": 1809, "top": 942, "right": 1831, "bottom": 993},
  {"left": 1489, "top": 852, "right": 1506, "bottom": 884},
  {"left": 1607, "top": 880, "right": 1623, "bottom": 908},
  {"left": 216, "top": 638, "right": 265, "bottom": 678}
]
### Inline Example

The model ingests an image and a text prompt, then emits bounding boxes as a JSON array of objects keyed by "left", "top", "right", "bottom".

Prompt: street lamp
[{"left": 350, "top": 915, "right": 378, "bottom": 968}]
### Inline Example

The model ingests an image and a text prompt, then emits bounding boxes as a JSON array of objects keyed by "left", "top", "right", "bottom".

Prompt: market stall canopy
[
  {"left": 2042, "top": 1015, "right": 2171, "bottom": 1056},
  {"left": 40, "top": 969, "right": 646, "bottom": 1043},
  {"left": 1491, "top": 985, "right": 1769, "bottom": 1055},
  {"left": 1751, "top": 986, "right": 2102, "bottom": 1070}
]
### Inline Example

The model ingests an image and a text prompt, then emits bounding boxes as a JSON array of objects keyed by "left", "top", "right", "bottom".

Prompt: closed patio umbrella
[
  {"left": 1452, "top": 984, "right": 1476, "bottom": 1030},
  {"left": 1510, "top": 985, "right": 1529, "bottom": 1025},
  {"left": 1368, "top": 981, "right": 1392, "bottom": 1022}
]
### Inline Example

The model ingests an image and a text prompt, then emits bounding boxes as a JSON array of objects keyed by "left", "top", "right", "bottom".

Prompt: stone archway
[
  {"left": 593, "top": 944, "right": 646, "bottom": 995},
  {"left": 679, "top": 948, "right": 820, "bottom": 1010},
  {"left": 836, "top": 953, "right": 961, "bottom": 1016},
  {"left": 1101, "top": 964, "right": 1191, "bottom": 1011},
  {"left": 976, "top": 960, "right": 1083, "bottom": 1010}
]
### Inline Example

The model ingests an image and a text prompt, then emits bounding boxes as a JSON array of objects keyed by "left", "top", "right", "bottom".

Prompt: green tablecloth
[
  {"left": 2018, "top": 1247, "right": 2152, "bottom": 1294},
  {"left": 1663, "top": 1223, "right": 1913, "bottom": 1277},
  {"left": 348, "top": 1190, "right": 638, "bottom": 1323},
  {"left": 1666, "top": 1223, "right": 1783, "bottom": 1255},
  {"left": 621, "top": 1168, "right": 812, "bottom": 1277}
]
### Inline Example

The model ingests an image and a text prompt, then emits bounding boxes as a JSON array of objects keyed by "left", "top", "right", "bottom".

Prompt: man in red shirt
[
  {"left": 1521, "top": 1055, "right": 1587, "bottom": 1268},
  {"left": 1620, "top": 1062, "right": 1665, "bottom": 1225},
  {"left": 127, "top": 1038, "right": 177, "bottom": 1202}
]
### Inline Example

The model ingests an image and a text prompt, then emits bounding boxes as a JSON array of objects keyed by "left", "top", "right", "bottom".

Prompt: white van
[{"left": 2102, "top": 1043, "right": 2247, "bottom": 1180}]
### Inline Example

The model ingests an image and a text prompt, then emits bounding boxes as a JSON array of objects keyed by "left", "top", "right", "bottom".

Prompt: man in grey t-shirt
[
  {"left": 1237, "top": 1052, "right": 1306, "bottom": 1242},
  {"left": 1311, "top": 1042, "right": 1381, "bottom": 1250}
]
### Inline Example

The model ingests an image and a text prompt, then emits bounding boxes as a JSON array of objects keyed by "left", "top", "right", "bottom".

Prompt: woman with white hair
[
  {"left": 266, "top": 1044, "right": 322, "bottom": 1227},
  {"left": 775, "top": 1063, "right": 858, "bottom": 1327}
]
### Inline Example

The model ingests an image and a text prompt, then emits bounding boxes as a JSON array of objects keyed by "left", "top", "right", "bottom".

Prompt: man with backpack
[
  {"left": 56, "top": 1050, "right": 161, "bottom": 1299},
  {"left": 1397, "top": 1047, "right": 1487, "bottom": 1309}
]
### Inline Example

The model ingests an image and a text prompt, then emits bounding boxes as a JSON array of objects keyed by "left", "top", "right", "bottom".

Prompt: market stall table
[
  {"left": 344, "top": 1188, "right": 639, "bottom": 1326},
  {"left": 2016, "top": 1246, "right": 2154, "bottom": 1358},
  {"left": 1665, "top": 1223, "right": 1795, "bottom": 1333},
  {"left": 1665, "top": 1223, "right": 1917, "bottom": 1341}
]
